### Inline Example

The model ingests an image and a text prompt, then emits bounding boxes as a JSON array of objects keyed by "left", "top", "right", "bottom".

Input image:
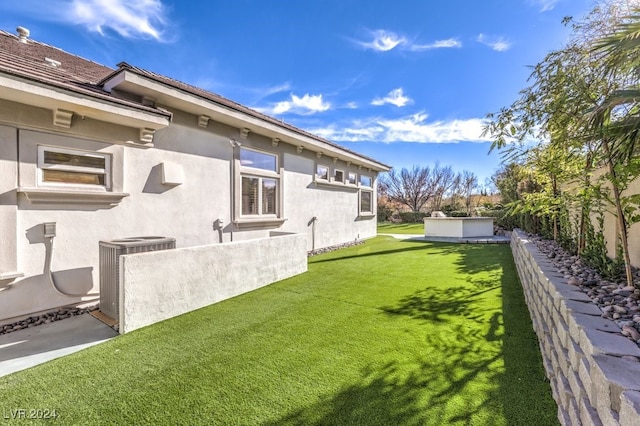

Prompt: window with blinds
[
  {"left": 38, "top": 146, "right": 110, "bottom": 188},
  {"left": 239, "top": 147, "right": 279, "bottom": 217}
]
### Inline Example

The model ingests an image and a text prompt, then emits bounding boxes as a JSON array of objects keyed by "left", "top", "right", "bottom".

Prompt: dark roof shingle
[{"left": 0, "top": 30, "right": 169, "bottom": 116}]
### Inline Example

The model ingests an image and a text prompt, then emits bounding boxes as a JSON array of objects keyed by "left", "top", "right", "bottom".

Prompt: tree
[
  {"left": 445, "top": 172, "right": 462, "bottom": 211},
  {"left": 431, "top": 164, "right": 455, "bottom": 212},
  {"left": 492, "top": 163, "right": 521, "bottom": 205},
  {"left": 380, "top": 166, "right": 439, "bottom": 213},
  {"left": 483, "top": 0, "right": 640, "bottom": 288},
  {"left": 587, "top": 8, "right": 640, "bottom": 288},
  {"left": 460, "top": 171, "right": 478, "bottom": 215}
]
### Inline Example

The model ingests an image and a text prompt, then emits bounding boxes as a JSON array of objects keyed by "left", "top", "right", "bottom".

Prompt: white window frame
[
  {"left": 37, "top": 145, "right": 111, "bottom": 190},
  {"left": 359, "top": 189, "right": 374, "bottom": 214},
  {"left": 238, "top": 147, "right": 281, "bottom": 219},
  {"left": 333, "top": 169, "right": 345, "bottom": 184},
  {"left": 347, "top": 172, "right": 357, "bottom": 186},
  {"left": 315, "top": 164, "right": 329, "bottom": 181},
  {"left": 360, "top": 174, "right": 372, "bottom": 188}
]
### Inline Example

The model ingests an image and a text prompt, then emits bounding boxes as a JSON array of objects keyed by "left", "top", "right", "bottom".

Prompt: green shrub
[
  {"left": 448, "top": 211, "right": 469, "bottom": 217},
  {"left": 478, "top": 209, "right": 502, "bottom": 218},
  {"left": 441, "top": 204, "right": 461, "bottom": 214},
  {"left": 398, "top": 212, "right": 429, "bottom": 223},
  {"left": 478, "top": 209, "right": 520, "bottom": 230},
  {"left": 377, "top": 205, "right": 393, "bottom": 222}
]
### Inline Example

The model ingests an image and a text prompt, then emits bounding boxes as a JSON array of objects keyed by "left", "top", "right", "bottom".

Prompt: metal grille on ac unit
[{"left": 99, "top": 237, "right": 175, "bottom": 320}]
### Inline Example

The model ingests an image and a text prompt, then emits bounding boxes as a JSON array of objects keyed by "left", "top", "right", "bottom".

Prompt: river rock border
[
  {"left": 0, "top": 305, "right": 98, "bottom": 336},
  {"left": 511, "top": 229, "right": 640, "bottom": 425}
]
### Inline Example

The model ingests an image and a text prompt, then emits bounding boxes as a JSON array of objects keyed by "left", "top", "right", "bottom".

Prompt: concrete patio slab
[{"left": 0, "top": 314, "right": 118, "bottom": 377}]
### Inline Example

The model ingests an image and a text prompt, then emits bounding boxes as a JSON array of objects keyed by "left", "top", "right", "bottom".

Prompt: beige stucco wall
[
  {"left": 0, "top": 99, "right": 380, "bottom": 322},
  {"left": 119, "top": 233, "right": 307, "bottom": 333},
  {"left": 424, "top": 217, "right": 494, "bottom": 238},
  {"left": 586, "top": 168, "right": 640, "bottom": 268}
]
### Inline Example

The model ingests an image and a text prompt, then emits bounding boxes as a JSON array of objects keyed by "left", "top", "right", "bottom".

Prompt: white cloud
[
  {"left": 378, "top": 113, "right": 488, "bottom": 142},
  {"left": 353, "top": 30, "right": 461, "bottom": 53},
  {"left": 310, "top": 112, "right": 491, "bottom": 143},
  {"left": 477, "top": 33, "right": 511, "bottom": 52},
  {"left": 245, "top": 82, "right": 292, "bottom": 101},
  {"left": 530, "top": 0, "right": 559, "bottom": 12},
  {"left": 270, "top": 93, "right": 331, "bottom": 115},
  {"left": 0, "top": 0, "right": 169, "bottom": 40},
  {"left": 311, "top": 123, "right": 386, "bottom": 142},
  {"left": 371, "top": 88, "right": 412, "bottom": 107},
  {"left": 69, "top": 0, "right": 168, "bottom": 40},
  {"left": 355, "top": 29, "right": 407, "bottom": 51},
  {"left": 409, "top": 38, "right": 462, "bottom": 51},
  {"left": 258, "top": 82, "right": 292, "bottom": 97}
]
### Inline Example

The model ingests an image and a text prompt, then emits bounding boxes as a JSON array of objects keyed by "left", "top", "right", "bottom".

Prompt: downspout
[
  {"left": 309, "top": 216, "right": 317, "bottom": 252},
  {"left": 229, "top": 139, "right": 241, "bottom": 242}
]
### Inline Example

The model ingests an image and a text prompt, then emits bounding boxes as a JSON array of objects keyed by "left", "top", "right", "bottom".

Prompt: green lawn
[
  {"left": 0, "top": 237, "right": 557, "bottom": 425},
  {"left": 377, "top": 221, "right": 424, "bottom": 234}
]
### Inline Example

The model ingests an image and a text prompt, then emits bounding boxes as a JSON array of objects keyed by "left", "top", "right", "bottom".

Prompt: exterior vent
[
  {"left": 99, "top": 236, "right": 176, "bottom": 321},
  {"left": 16, "top": 26, "right": 29, "bottom": 43}
]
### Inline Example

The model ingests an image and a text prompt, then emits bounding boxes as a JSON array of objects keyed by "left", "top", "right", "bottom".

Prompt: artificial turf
[
  {"left": 377, "top": 222, "right": 425, "bottom": 234},
  {"left": 0, "top": 237, "right": 558, "bottom": 425}
]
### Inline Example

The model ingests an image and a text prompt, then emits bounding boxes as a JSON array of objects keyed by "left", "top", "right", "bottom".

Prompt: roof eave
[
  {"left": 102, "top": 69, "right": 391, "bottom": 172},
  {"left": 0, "top": 71, "right": 170, "bottom": 131}
]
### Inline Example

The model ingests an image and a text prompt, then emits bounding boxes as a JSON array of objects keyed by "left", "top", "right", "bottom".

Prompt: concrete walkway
[
  {"left": 379, "top": 233, "right": 511, "bottom": 244},
  {"left": 0, "top": 314, "right": 118, "bottom": 377}
]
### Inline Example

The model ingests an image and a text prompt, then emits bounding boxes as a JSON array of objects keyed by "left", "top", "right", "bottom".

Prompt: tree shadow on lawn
[
  {"left": 310, "top": 240, "right": 436, "bottom": 265},
  {"left": 269, "top": 243, "right": 557, "bottom": 426},
  {"left": 429, "top": 243, "right": 508, "bottom": 275},
  {"left": 268, "top": 283, "right": 506, "bottom": 425},
  {"left": 311, "top": 239, "right": 507, "bottom": 275},
  {"left": 381, "top": 283, "right": 500, "bottom": 324}
]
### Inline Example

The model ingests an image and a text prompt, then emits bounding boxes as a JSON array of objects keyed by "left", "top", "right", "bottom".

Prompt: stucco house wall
[
  {"left": 0, "top": 29, "right": 389, "bottom": 323},
  {"left": 584, "top": 168, "right": 640, "bottom": 269}
]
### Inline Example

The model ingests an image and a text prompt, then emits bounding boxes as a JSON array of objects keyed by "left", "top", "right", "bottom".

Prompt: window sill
[
  {"left": 0, "top": 271, "right": 23, "bottom": 281},
  {"left": 358, "top": 213, "right": 376, "bottom": 218},
  {"left": 234, "top": 217, "right": 287, "bottom": 229},
  {"left": 313, "top": 180, "right": 359, "bottom": 191},
  {"left": 18, "top": 187, "right": 129, "bottom": 206}
]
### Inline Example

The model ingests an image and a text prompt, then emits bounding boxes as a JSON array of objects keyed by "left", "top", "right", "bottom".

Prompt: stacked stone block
[{"left": 511, "top": 230, "right": 640, "bottom": 425}]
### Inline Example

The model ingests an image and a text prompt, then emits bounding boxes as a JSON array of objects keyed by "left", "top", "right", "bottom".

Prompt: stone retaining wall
[{"left": 511, "top": 229, "right": 640, "bottom": 425}]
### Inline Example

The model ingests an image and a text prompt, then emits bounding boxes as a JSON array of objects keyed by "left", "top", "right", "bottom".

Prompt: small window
[
  {"left": 347, "top": 172, "right": 357, "bottom": 185},
  {"left": 38, "top": 146, "right": 110, "bottom": 188},
  {"left": 360, "top": 190, "right": 373, "bottom": 214},
  {"left": 360, "top": 175, "right": 372, "bottom": 187},
  {"left": 240, "top": 148, "right": 277, "bottom": 172},
  {"left": 316, "top": 165, "right": 329, "bottom": 181},
  {"left": 334, "top": 169, "right": 344, "bottom": 183}
]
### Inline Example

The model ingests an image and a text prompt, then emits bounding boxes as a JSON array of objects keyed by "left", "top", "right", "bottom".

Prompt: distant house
[{"left": 0, "top": 27, "right": 390, "bottom": 326}]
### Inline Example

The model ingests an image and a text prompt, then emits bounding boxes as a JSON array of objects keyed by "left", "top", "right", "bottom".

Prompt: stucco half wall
[
  {"left": 424, "top": 217, "right": 494, "bottom": 238},
  {"left": 118, "top": 233, "right": 307, "bottom": 333}
]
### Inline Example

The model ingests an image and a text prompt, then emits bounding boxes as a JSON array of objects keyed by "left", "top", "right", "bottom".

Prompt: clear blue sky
[{"left": 0, "top": 0, "right": 594, "bottom": 186}]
